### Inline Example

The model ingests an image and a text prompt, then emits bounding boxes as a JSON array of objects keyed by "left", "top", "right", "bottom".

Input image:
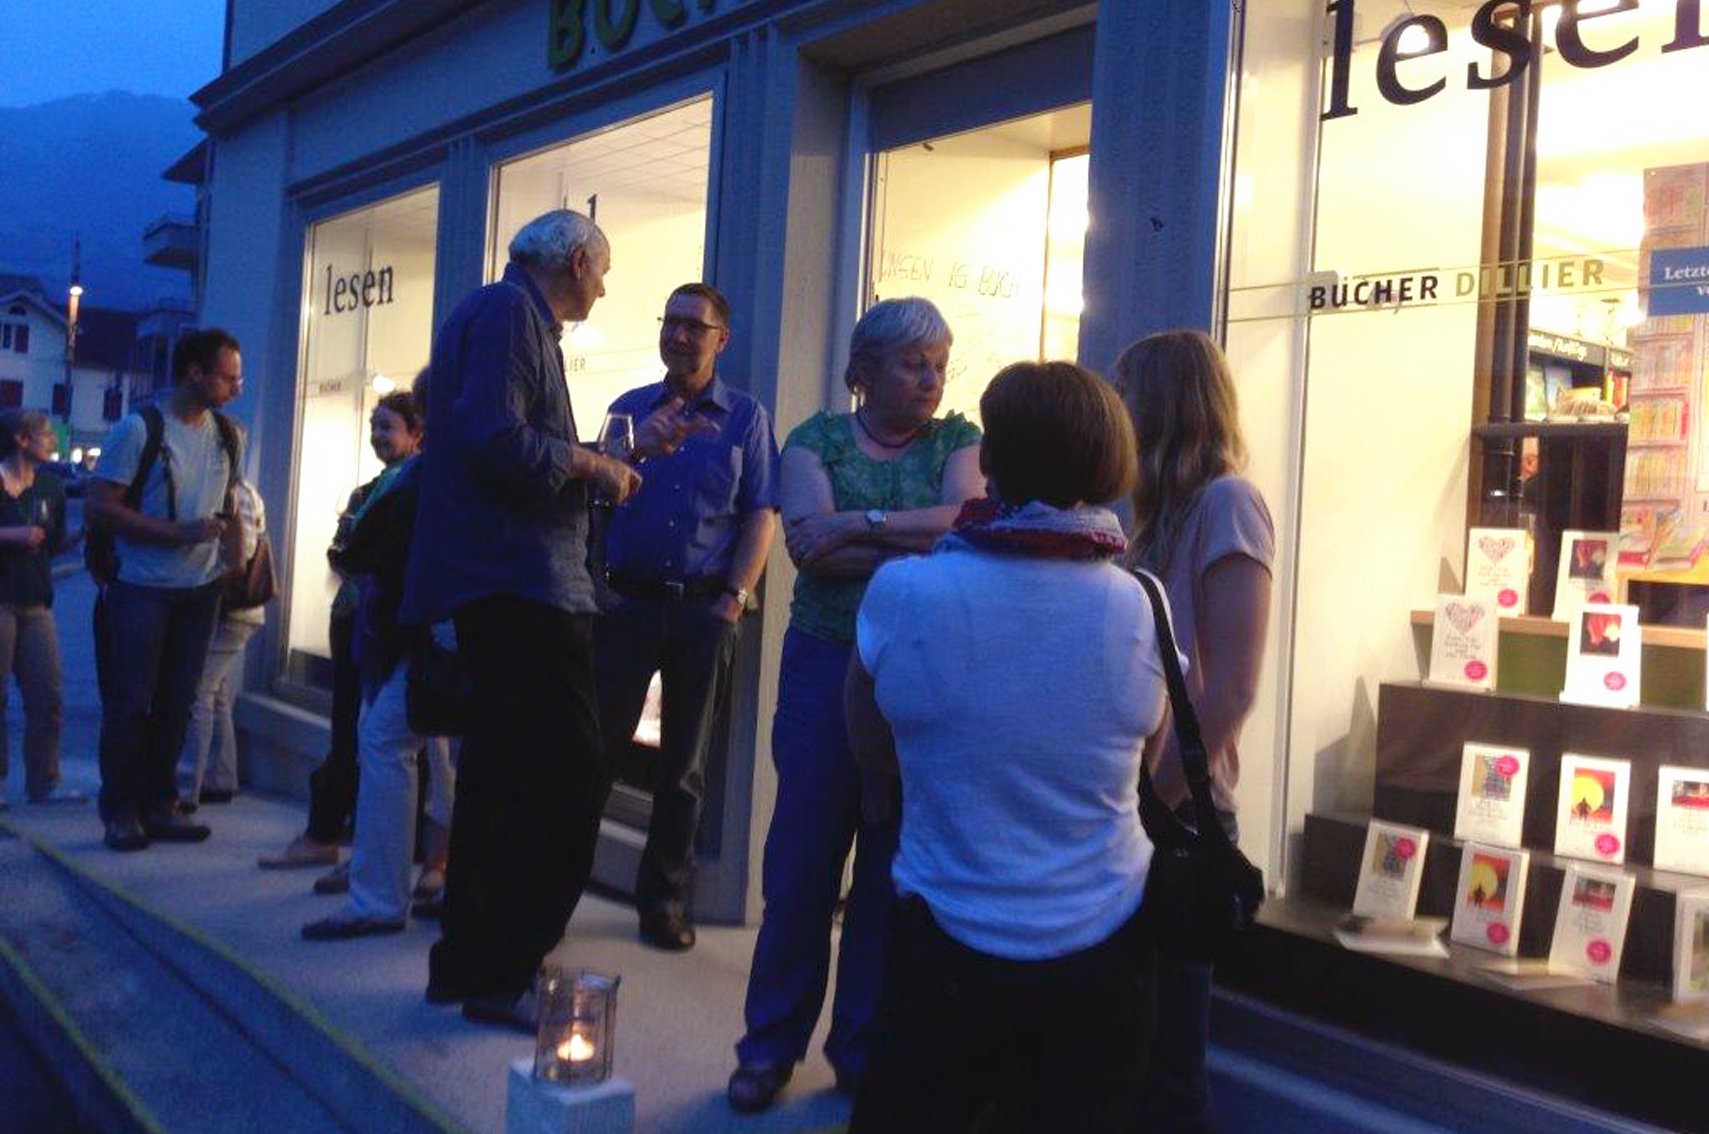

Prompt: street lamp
[{"left": 63, "top": 240, "right": 83, "bottom": 424}]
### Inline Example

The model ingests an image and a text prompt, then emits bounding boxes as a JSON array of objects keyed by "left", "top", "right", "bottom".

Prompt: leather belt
[{"left": 609, "top": 575, "right": 725, "bottom": 601}]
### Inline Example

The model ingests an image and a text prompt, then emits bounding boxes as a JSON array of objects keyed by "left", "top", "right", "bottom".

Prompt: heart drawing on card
[
  {"left": 1478, "top": 536, "right": 1515, "bottom": 562},
  {"left": 1446, "top": 603, "right": 1484, "bottom": 634}
]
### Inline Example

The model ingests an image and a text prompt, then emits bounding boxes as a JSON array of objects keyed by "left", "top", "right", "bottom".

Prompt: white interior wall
[
  {"left": 1227, "top": 1, "right": 1492, "bottom": 881},
  {"left": 872, "top": 130, "right": 1052, "bottom": 423}
]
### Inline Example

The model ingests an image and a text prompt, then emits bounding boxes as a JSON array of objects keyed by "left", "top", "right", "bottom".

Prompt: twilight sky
[{"left": 0, "top": 0, "right": 226, "bottom": 107}]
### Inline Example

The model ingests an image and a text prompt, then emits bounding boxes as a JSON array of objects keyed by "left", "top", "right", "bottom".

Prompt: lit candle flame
[{"left": 556, "top": 1032, "right": 596, "bottom": 1063}]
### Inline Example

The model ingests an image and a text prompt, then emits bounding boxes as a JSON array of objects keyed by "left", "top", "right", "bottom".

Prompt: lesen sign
[
  {"left": 1323, "top": 0, "right": 1708, "bottom": 120},
  {"left": 549, "top": 0, "right": 719, "bottom": 71}
]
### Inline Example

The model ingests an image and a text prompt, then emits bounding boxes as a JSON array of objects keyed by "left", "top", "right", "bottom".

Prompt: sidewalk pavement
[{"left": 2, "top": 570, "right": 852, "bottom": 1134}]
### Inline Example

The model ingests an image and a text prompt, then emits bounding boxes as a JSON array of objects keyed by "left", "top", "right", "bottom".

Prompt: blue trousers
[{"left": 735, "top": 627, "right": 897, "bottom": 1078}]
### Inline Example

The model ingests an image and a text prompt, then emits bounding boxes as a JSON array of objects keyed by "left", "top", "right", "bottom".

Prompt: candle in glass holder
[{"left": 533, "top": 968, "right": 619, "bottom": 1086}]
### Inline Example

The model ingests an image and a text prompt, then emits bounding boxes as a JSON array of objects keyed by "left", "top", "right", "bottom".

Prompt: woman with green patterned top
[{"left": 728, "top": 297, "right": 982, "bottom": 1114}]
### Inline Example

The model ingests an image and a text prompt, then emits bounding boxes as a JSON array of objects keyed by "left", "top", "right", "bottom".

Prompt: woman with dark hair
[
  {"left": 0, "top": 409, "right": 81, "bottom": 807},
  {"left": 728, "top": 297, "right": 983, "bottom": 1113},
  {"left": 1112, "top": 329, "right": 1274, "bottom": 1133},
  {"left": 261, "top": 387, "right": 426, "bottom": 880},
  {"left": 846, "top": 360, "right": 1163, "bottom": 1132},
  {"left": 302, "top": 375, "right": 455, "bottom": 939}
]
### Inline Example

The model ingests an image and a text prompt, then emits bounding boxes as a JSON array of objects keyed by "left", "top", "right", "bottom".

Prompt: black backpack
[{"left": 85, "top": 405, "right": 242, "bottom": 586}]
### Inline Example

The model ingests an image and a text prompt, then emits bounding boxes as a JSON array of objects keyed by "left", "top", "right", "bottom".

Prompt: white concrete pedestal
[{"left": 506, "top": 1058, "right": 635, "bottom": 1134}]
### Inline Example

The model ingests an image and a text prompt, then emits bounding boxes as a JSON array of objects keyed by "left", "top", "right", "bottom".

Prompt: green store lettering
[{"left": 549, "top": 0, "right": 719, "bottom": 70}]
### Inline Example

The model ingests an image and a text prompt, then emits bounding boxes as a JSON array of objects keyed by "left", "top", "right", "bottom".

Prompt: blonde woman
[{"left": 1112, "top": 330, "right": 1273, "bottom": 1133}]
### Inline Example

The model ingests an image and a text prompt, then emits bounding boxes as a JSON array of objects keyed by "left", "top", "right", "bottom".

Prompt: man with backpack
[{"left": 87, "top": 328, "right": 245, "bottom": 852}]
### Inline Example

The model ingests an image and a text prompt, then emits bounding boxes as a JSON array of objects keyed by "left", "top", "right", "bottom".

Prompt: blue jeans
[
  {"left": 96, "top": 580, "right": 223, "bottom": 824},
  {"left": 735, "top": 627, "right": 898, "bottom": 1078}
]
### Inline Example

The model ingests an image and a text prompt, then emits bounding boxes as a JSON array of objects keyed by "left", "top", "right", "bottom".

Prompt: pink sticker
[
  {"left": 1465, "top": 660, "right": 1488, "bottom": 681},
  {"left": 1586, "top": 939, "right": 1612, "bottom": 965},
  {"left": 1487, "top": 923, "right": 1510, "bottom": 946},
  {"left": 1604, "top": 672, "right": 1627, "bottom": 692},
  {"left": 1591, "top": 591, "right": 1611, "bottom": 603},
  {"left": 1395, "top": 838, "right": 1418, "bottom": 860},
  {"left": 1498, "top": 588, "right": 1518, "bottom": 608},
  {"left": 1595, "top": 833, "right": 1621, "bottom": 856},
  {"left": 1495, "top": 755, "right": 1521, "bottom": 777}
]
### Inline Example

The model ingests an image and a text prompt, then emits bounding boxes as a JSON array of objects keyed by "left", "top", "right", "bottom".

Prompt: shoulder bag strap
[{"left": 1130, "top": 567, "right": 1223, "bottom": 838}]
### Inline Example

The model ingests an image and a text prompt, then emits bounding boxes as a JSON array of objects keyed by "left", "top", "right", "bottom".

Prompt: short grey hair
[
  {"left": 843, "top": 297, "right": 953, "bottom": 392},
  {"left": 508, "top": 209, "right": 607, "bottom": 273}
]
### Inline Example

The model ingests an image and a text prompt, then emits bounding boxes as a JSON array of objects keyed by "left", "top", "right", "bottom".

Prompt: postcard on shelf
[
  {"left": 1465, "top": 527, "right": 1530, "bottom": 613},
  {"left": 1334, "top": 915, "right": 1449, "bottom": 958},
  {"left": 1551, "top": 530, "right": 1618, "bottom": 622},
  {"left": 1477, "top": 958, "right": 1593, "bottom": 991},
  {"left": 1427, "top": 595, "right": 1497, "bottom": 690},
  {"left": 1548, "top": 864, "right": 1634, "bottom": 984},
  {"left": 1674, "top": 891, "right": 1709, "bottom": 1004},
  {"left": 1559, "top": 604, "right": 1641, "bottom": 709},
  {"left": 1352, "top": 821, "right": 1430, "bottom": 922},
  {"left": 1450, "top": 844, "right": 1529, "bottom": 956},
  {"left": 1655, "top": 767, "right": 1709, "bottom": 877},
  {"left": 1454, "top": 742, "right": 1529, "bottom": 847},
  {"left": 1554, "top": 753, "right": 1631, "bottom": 864}
]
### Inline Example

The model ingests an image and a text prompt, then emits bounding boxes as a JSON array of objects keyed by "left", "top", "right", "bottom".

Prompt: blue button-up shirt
[
  {"left": 603, "top": 374, "right": 779, "bottom": 583},
  {"left": 402, "top": 263, "right": 596, "bottom": 623}
]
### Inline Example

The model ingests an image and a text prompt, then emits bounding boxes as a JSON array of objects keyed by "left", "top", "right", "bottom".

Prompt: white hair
[
  {"left": 844, "top": 297, "right": 952, "bottom": 392},
  {"left": 508, "top": 209, "right": 607, "bottom": 273}
]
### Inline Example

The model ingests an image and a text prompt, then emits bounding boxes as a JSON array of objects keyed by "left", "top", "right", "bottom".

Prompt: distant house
[{"left": 0, "top": 273, "right": 191, "bottom": 451}]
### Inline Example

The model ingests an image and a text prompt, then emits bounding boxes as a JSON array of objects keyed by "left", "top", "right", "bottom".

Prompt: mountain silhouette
[{"left": 0, "top": 91, "right": 201, "bottom": 310}]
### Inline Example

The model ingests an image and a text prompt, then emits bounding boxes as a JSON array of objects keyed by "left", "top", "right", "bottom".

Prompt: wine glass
[{"left": 595, "top": 412, "right": 634, "bottom": 506}]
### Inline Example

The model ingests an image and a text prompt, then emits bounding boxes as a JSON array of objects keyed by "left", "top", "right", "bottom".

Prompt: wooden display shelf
[{"left": 1411, "top": 608, "right": 1707, "bottom": 651}]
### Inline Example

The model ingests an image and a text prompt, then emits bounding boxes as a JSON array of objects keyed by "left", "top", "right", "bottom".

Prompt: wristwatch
[
  {"left": 864, "top": 508, "right": 888, "bottom": 530},
  {"left": 724, "top": 585, "right": 751, "bottom": 608}
]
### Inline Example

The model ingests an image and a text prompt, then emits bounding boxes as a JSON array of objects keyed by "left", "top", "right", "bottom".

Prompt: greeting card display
[
  {"left": 1559, "top": 604, "right": 1641, "bottom": 709},
  {"left": 1464, "top": 527, "right": 1530, "bottom": 614},
  {"left": 1554, "top": 754, "right": 1631, "bottom": 864},
  {"left": 1552, "top": 530, "right": 1618, "bottom": 622},
  {"left": 1427, "top": 595, "right": 1497, "bottom": 690},
  {"left": 1352, "top": 821, "right": 1430, "bottom": 922},
  {"left": 1453, "top": 743, "right": 1529, "bottom": 848},
  {"left": 1450, "top": 844, "right": 1529, "bottom": 956},
  {"left": 1548, "top": 865, "right": 1634, "bottom": 984},
  {"left": 1675, "top": 892, "right": 1709, "bottom": 1004},
  {"left": 1655, "top": 767, "right": 1709, "bottom": 877}
]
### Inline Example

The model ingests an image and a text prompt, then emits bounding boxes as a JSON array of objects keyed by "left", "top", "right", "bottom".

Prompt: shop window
[
  {"left": 867, "top": 104, "right": 1091, "bottom": 423},
  {"left": 489, "top": 96, "right": 713, "bottom": 440},
  {"left": 1221, "top": 0, "right": 1709, "bottom": 1054},
  {"left": 0, "top": 380, "right": 22, "bottom": 408},
  {"left": 102, "top": 386, "right": 122, "bottom": 421},
  {"left": 51, "top": 383, "right": 69, "bottom": 416},
  {"left": 285, "top": 185, "right": 439, "bottom": 691}
]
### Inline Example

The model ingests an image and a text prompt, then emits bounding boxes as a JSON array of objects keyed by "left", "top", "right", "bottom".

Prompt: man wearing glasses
[{"left": 596, "top": 282, "right": 779, "bottom": 951}]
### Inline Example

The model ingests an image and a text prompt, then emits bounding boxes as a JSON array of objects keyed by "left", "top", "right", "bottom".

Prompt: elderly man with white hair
[{"left": 402, "top": 208, "right": 641, "bottom": 1030}]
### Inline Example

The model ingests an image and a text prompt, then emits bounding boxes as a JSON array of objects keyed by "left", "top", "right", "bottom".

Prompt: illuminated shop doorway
[{"left": 489, "top": 96, "right": 715, "bottom": 840}]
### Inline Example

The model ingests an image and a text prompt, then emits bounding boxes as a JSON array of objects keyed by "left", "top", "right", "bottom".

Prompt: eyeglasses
[{"left": 658, "top": 316, "right": 724, "bottom": 337}]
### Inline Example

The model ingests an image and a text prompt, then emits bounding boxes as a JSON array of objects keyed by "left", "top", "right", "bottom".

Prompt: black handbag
[
  {"left": 1131, "top": 568, "right": 1266, "bottom": 962},
  {"left": 405, "top": 634, "right": 472, "bottom": 738}
]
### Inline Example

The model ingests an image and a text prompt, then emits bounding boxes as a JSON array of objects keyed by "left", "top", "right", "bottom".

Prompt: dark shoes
[
  {"left": 103, "top": 817, "right": 150, "bottom": 852},
  {"left": 198, "top": 788, "right": 236, "bottom": 804},
  {"left": 142, "top": 811, "right": 211, "bottom": 843},
  {"left": 313, "top": 861, "right": 352, "bottom": 894},
  {"left": 461, "top": 988, "right": 539, "bottom": 1034},
  {"left": 727, "top": 1063, "right": 793, "bottom": 1114},
  {"left": 301, "top": 914, "right": 406, "bottom": 941},
  {"left": 638, "top": 908, "right": 696, "bottom": 952}
]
